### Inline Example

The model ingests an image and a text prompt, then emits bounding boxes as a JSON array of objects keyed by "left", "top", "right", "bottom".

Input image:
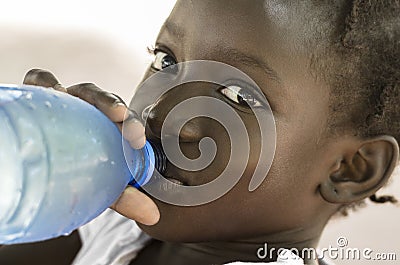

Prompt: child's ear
[{"left": 320, "top": 135, "right": 399, "bottom": 204}]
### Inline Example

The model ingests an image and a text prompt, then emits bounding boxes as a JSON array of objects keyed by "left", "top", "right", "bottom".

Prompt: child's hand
[{"left": 23, "top": 69, "right": 160, "bottom": 226}]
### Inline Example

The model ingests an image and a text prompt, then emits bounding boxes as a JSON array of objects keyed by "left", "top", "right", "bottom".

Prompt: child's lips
[
  {"left": 165, "top": 177, "right": 187, "bottom": 186},
  {"left": 163, "top": 161, "right": 192, "bottom": 186}
]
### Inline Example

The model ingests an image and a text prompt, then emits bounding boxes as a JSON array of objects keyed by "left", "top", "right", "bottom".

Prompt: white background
[
  {"left": 0, "top": 0, "right": 176, "bottom": 101},
  {"left": 1, "top": 1, "right": 399, "bottom": 264}
]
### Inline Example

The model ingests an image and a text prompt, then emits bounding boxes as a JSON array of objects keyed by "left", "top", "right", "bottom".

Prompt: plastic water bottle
[{"left": 0, "top": 84, "right": 165, "bottom": 245}]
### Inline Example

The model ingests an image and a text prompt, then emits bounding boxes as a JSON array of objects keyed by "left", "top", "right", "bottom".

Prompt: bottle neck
[
  {"left": 149, "top": 140, "right": 167, "bottom": 174},
  {"left": 128, "top": 140, "right": 167, "bottom": 188}
]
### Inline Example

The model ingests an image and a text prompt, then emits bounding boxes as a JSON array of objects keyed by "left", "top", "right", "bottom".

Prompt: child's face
[{"left": 131, "top": 0, "right": 340, "bottom": 242}]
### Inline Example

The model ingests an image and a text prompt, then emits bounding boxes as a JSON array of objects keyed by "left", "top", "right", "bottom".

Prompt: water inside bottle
[
  {"left": 0, "top": 86, "right": 51, "bottom": 243},
  {"left": 1, "top": 85, "right": 143, "bottom": 244}
]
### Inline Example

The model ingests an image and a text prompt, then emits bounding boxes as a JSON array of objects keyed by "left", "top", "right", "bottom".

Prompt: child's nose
[{"left": 143, "top": 83, "right": 215, "bottom": 142}]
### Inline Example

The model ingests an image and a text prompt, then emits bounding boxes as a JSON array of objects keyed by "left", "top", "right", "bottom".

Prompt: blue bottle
[{"left": 0, "top": 84, "right": 164, "bottom": 244}]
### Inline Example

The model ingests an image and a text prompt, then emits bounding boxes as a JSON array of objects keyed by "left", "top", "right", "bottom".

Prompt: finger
[
  {"left": 119, "top": 110, "right": 146, "bottom": 149},
  {"left": 53, "top": 84, "right": 68, "bottom": 93},
  {"left": 67, "top": 83, "right": 127, "bottom": 122},
  {"left": 110, "top": 186, "right": 160, "bottom": 226},
  {"left": 23, "top": 69, "right": 67, "bottom": 92},
  {"left": 67, "top": 83, "right": 146, "bottom": 148}
]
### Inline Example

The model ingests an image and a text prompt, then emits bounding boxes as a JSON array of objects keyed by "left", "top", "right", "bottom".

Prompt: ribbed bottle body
[{"left": 0, "top": 85, "right": 151, "bottom": 244}]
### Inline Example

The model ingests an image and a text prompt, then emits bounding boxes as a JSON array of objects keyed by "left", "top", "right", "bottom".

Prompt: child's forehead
[
  {"left": 174, "top": 0, "right": 334, "bottom": 20},
  {"left": 170, "top": 0, "right": 338, "bottom": 49}
]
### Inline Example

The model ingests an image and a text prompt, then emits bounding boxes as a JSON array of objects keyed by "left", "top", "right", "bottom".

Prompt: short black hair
[
  {"left": 320, "top": 0, "right": 399, "bottom": 208},
  {"left": 333, "top": 0, "right": 399, "bottom": 140}
]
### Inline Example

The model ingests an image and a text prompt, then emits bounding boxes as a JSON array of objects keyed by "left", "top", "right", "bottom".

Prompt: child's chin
[
  {"left": 137, "top": 222, "right": 193, "bottom": 242},
  {"left": 136, "top": 219, "right": 219, "bottom": 243}
]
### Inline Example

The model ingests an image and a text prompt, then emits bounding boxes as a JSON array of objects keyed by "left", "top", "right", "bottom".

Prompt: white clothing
[
  {"left": 72, "top": 209, "right": 305, "bottom": 265},
  {"left": 72, "top": 209, "right": 151, "bottom": 265}
]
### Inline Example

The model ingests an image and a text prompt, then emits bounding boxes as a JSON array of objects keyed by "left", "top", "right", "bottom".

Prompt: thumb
[{"left": 110, "top": 186, "right": 160, "bottom": 226}]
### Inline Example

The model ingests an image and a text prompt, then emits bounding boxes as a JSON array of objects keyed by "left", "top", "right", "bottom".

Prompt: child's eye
[
  {"left": 219, "top": 85, "right": 262, "bottom": 108},
  {"left": 151, "top": 50, "right": 178, "bottom": 73}
]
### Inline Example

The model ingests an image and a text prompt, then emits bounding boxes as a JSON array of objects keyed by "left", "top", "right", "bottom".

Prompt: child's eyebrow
[
  {"left": 162, "top": 20, "right": 280, "bottom": 83},
  {"left": 163, "top": 20, "right": 186, "bottom": 40},
  {"left": 217, "top": 46, "right": 281, "bottom": 83}
]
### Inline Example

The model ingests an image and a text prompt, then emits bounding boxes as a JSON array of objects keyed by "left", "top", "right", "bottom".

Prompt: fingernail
[
  {"left": 145, "top": 207, "right": 160, "bottom": 226},
  {"left": 107, "top": 103, "right": 127, "bottom": 123},
  {"left": 129, "top": 136, "right": 146, "bottom": 150},
  {"left": 114, "top": 102, "right": 127, "bottom": 109},
  {"left": 110, "top": 93, "right": 127, "bottom": 106}
]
